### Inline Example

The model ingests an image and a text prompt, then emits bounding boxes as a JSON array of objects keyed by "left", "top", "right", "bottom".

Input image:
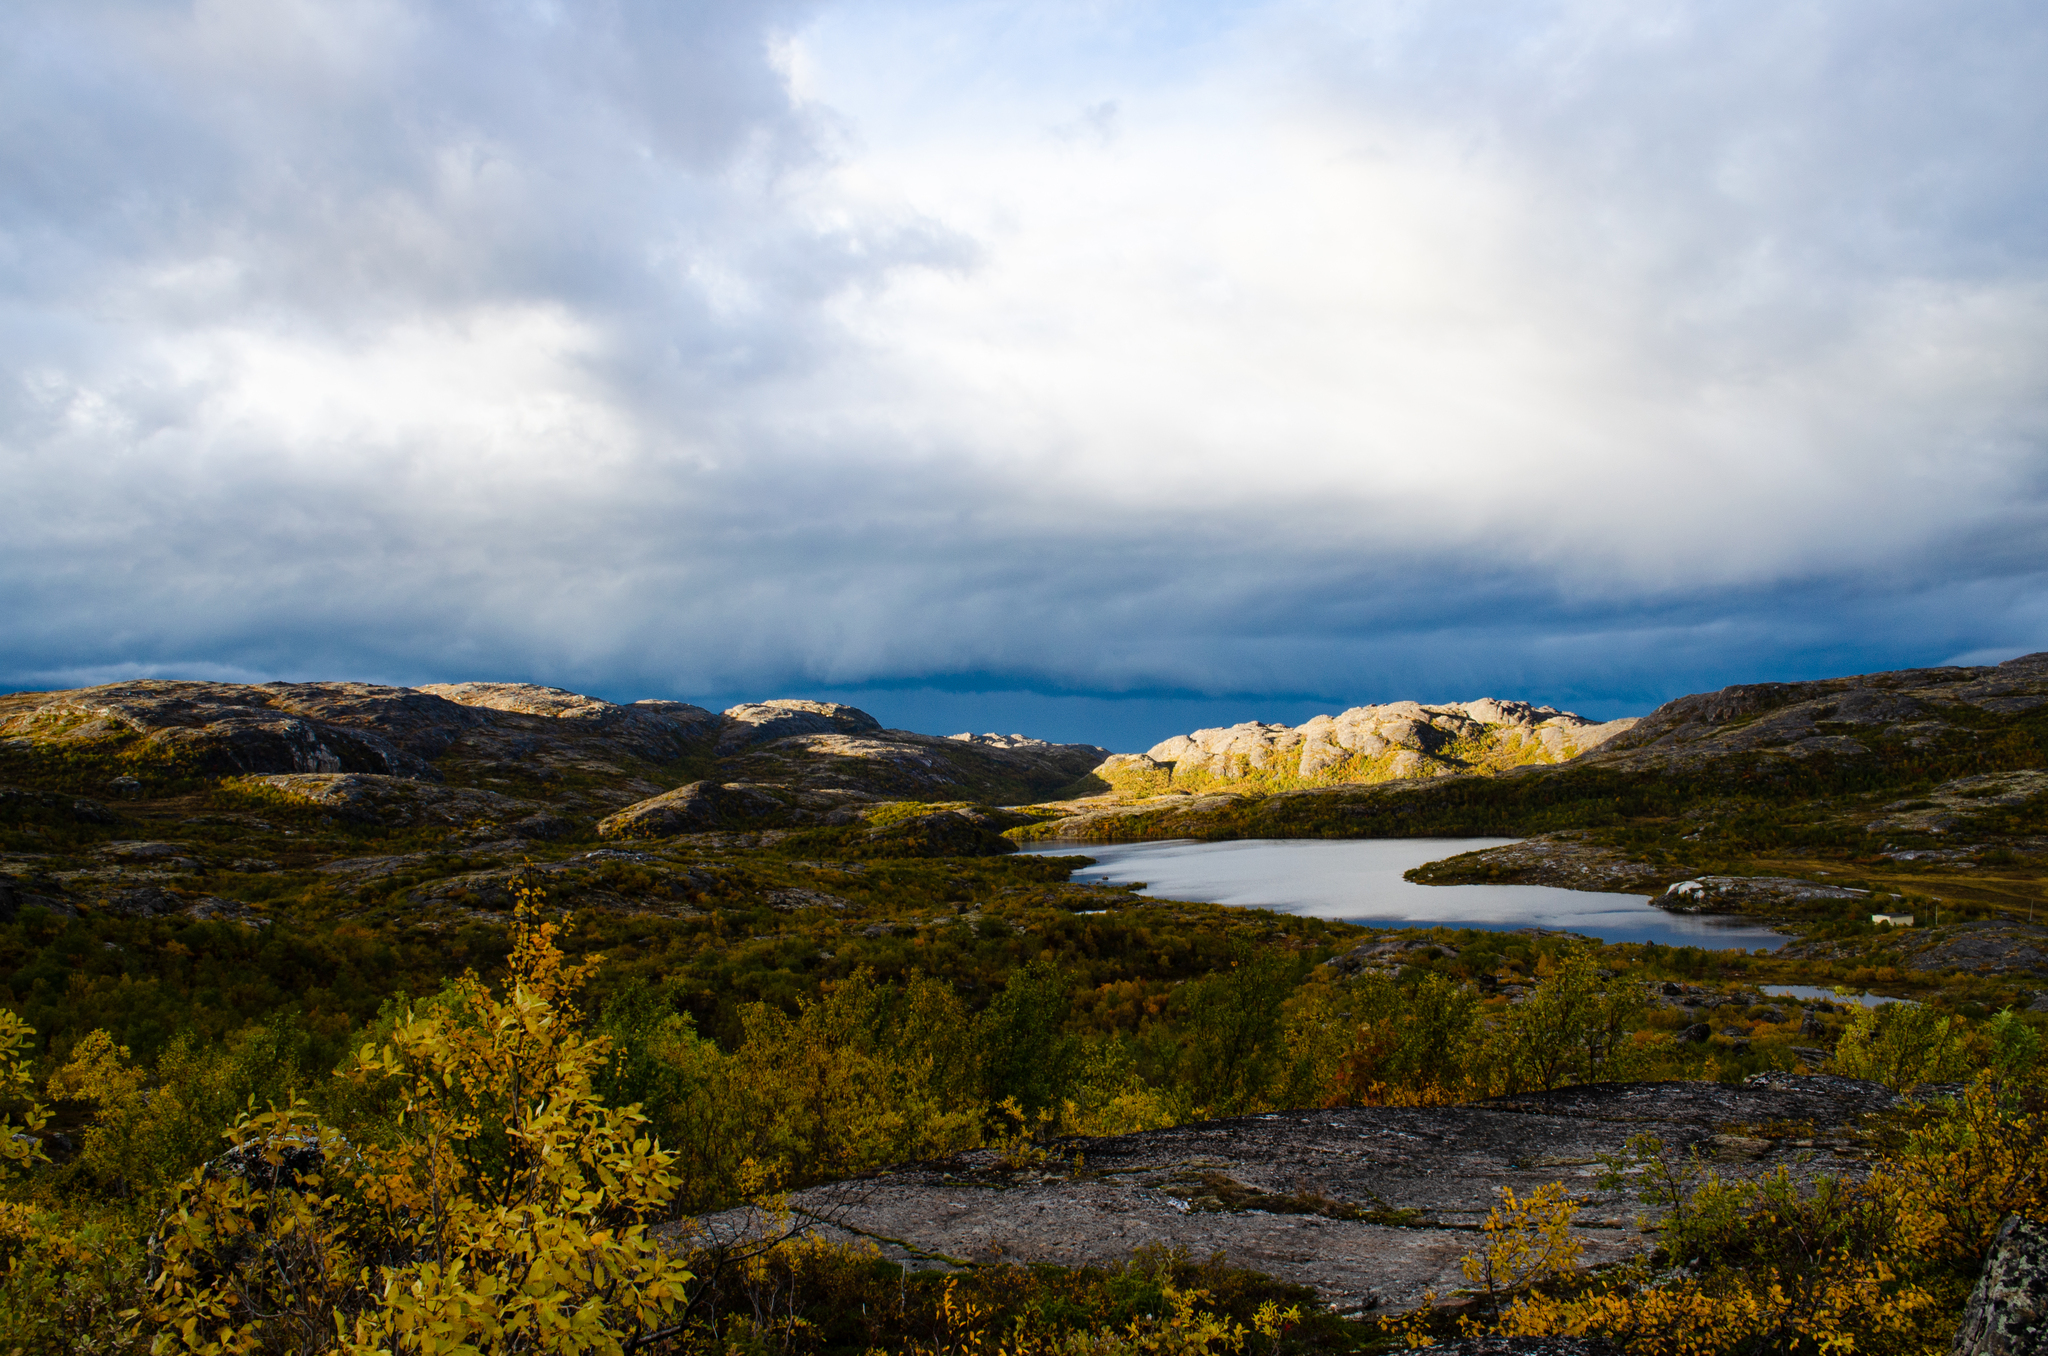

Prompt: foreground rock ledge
[{"left": 700, "top": 1076, "right": 1899, "bottom": 1317}]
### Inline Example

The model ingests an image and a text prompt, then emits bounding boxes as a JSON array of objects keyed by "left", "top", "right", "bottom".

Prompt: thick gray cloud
[{"left": 2, "top": 0, "right": 2045, "bottom": 750}]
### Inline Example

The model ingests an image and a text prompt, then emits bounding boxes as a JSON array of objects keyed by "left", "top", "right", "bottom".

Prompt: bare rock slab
[{"left": 770, "top": 1076, "right": 1896, "bottom": 1317}]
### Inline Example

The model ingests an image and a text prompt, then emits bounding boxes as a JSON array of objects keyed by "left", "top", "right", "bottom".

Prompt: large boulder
[{"left": 1954, "top": 1215, "right": 2048, "bottom": 1356}]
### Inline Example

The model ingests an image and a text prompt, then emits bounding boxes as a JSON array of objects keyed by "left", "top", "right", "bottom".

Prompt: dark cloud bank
[{"left": 2, "top": 0, "right": 2044, "bottom": 752}]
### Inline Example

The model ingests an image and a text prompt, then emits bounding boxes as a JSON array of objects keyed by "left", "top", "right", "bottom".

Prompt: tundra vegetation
[{"left": 0, "top": 662, "right": 2046, "bottom": 1352}]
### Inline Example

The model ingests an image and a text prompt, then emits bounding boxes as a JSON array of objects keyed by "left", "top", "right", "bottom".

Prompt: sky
[{"left": 3, "top": 0, "right": 2046, "bottom": 752}]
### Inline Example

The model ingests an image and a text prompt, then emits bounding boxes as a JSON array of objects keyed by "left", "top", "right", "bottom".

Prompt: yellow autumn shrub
[
  {"left": 1489, "top": 1254, "right": 1938, "bottom": 1356},
  {"left": 1461, "top": 1183, "right": 1584, "bottom": 1318},
  {"left": 144, "top": 887, "right": 694, "bottom": 1356},
  {"left": 1831, "top": 1004, "right": 1972, "bottom": 1092},
  {"left": 725, "top": 968, "right": 985, "bottom": 1184},
  {"left": 0, "top": 1012, "right": 48, "bottom": 1179},
  {"left": 1404, "top": 1096, "right": 2048, "bottom": 1356},
  {"left": 1871, "top": 1079, "right": 2048, "bottom": 1273},
  {"left": 48, "top": 1030, "right": 249, "bottom": 1203}
]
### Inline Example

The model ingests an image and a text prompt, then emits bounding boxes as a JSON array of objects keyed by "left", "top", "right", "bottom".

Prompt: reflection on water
[
  {"left": 1020, "top": 837, "right": 1787, "bottom": 951},
  {"left": 1765, "top": 985, "right": 1908, "bottom": 1007}
]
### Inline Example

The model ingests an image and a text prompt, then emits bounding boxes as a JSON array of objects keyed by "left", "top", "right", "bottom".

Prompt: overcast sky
[{"left": 3, "top": 0, "right": 2045, "bottom": 750}]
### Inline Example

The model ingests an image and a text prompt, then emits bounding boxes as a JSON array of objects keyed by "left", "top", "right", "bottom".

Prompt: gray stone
[
  {"left": 1590, "top": 654, "right": 2048, "bottom": 778},
  {"left": 765, "top": 888, "right": 854, "bottom": 912},
  {"left": 707, "top": 1076, "right": 1896, "bottom": 1317},
  {"left": 1954, "top": 1215, "right": 2048, "bottom": 1356},
  {"left": 99, "top": 840, "right": 191, "bottom": 862}
]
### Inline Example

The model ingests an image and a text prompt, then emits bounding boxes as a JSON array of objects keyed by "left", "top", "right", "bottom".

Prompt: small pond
[
  {"left": 1763, "top": 985, "right": 1907, "bottom": 1008},
  {"left": 1021, "top": 837, "right": 1788, "bottom": 950}
]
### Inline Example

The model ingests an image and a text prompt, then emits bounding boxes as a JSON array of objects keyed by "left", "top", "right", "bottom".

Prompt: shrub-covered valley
[{"left": 2, "top": 655, "right": 2048, "bottom": 1354}]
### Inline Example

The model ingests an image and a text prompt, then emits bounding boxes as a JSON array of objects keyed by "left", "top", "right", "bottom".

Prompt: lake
[{"left": 1020, "top": 837, "right": 1789, "bottom": 950}]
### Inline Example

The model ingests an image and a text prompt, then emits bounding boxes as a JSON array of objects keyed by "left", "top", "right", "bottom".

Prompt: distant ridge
[
  {"left": 1027, "top": 651, "right": 2048, "bottom": 844},
  {"left": 0, "top": 680, "right": 1108, "bottom": 835}
]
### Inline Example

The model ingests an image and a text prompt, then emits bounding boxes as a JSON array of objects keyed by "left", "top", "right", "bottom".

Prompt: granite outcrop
[
  {"left": 709, "top": 1074, "right": 1902, "bottom": 1318},
  {"left": 1114, "top": 700, "right": 1636, "bottom": 792}
]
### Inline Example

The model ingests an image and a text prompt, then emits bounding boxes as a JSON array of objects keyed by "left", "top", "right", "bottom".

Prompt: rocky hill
[
  {"left": 1013, "top": 655, "right": 2048, "bottom": 947},
  {"left": 1029, "top": 654, "right": 2048, "bottom": 838},
  {"left": 0, "top": 680, "right": 1107, "bottom": 838},
  {"left": 1581, "top": 656, "right": 2048, "bottom": 773},
  {"left": 1094, "top": 700, "right": 1635, "bottom": 795}
]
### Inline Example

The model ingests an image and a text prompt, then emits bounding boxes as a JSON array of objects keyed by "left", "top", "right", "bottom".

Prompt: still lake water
[{"left": 1020, "top": 838, "right": 1789, "bottom": 951}]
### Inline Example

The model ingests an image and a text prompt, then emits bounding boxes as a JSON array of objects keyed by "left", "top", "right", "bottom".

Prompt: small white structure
[{"left": 1872, "top": 913, "right": 1915, "bottom": 927}]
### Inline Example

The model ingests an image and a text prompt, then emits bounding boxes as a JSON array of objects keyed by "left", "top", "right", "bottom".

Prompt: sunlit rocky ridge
[{"left": 1099, "top": 698, "right": 1637, "bottom": 794}]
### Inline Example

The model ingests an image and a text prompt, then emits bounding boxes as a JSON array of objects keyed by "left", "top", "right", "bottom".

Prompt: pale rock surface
[
  {"left": 1137, "top": 700, "right": 1636, "bottom": 787},
  {"left": 1099, "top": 753, "right": 1162, "bottom": 771},
  {"left": 421, "top": 682, "right": 637, "bottom": 722},
  {"left": 717, "top": 700, "right": 882, "bottom": 754},
  {"left": 1149, "top": 722, "right": 1306, "bottom": 779},
  {"left": 948, "top": 733, "right": 1060, "bottom": 750},
  {"left": 720, "top": 1075, "right": 1895, "bottom": 1318}
]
